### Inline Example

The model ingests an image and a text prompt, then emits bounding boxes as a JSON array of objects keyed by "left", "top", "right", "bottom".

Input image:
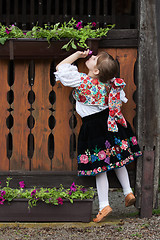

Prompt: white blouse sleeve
[
  {"left": 54, "top": 63, "right": 81, "bottom": 88},
  {"left": 120, "top": 90, "right": 128, "bottom": 103}
]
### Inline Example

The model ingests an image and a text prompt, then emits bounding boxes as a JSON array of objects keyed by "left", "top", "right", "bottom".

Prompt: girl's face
[{"left": 85, "top": 55, "right": 98, "bottom": 72}]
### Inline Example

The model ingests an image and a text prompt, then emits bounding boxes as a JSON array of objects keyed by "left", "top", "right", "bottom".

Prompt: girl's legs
[
  {"left": 114, "top": 166, "right": 133, "bottom": 196},
  {"left": 96, "top": 172, "right": 109, "bottom": 211}
]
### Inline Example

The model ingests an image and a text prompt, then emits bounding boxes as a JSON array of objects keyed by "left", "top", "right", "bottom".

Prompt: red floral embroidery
[
  {"left": 79, "top": 95, "right": 86, "bottom": 102},
  {"left": 91, "top": 79, "right": 98, "bottom": 85}
]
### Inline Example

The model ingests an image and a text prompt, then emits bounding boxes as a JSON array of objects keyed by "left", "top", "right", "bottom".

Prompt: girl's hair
[{"left": 96, "top": 52, "right": 119, "bottom": 83}]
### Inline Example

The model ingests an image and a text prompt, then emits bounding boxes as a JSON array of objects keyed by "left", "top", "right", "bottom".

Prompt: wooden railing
[{"left": 0, "top": 0, "right": 137, "bottom": 29}]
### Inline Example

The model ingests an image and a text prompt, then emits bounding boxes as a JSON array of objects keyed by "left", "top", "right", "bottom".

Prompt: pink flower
[
  {"left": 23, "top": 33, "right": 26, "bottom": 35},
  {"left": 120, "top": 140, "right": 128, "bottom": 150},
  {"left": 57, "top": 197, "right": 63, "bottom": 205},
  {"left": 80, "top": 155, "right": 89, "bottom": 164},
  {"left": 130, "top": 155, "right": 134, "bottom": 160},
  {"left": 19, "top": 181, "right": 25, "bottom": 188},
  {"left": 86, "top": 171, "right": 91, "bottom": 176},
  {"left": 80, "top": 171, "right": 85, "bottom": 175},
  {"left": 88, "top": 50, "right": 93, "bottom": 55},
  {"left": 0, "top": 197, "right": 5, "bottom": 205},
  {"left": 93, "top": 169, "right": 98, "bottom": 174},
  {"left": 70, "top": 182, "right": 77, "bottom": 192},
  {"left": 31, "top": 189, "right": 36, "bottom": 196},
  {"left": 98, "top": 150, "right": 106, "bottom": 160},
  {"left": 76, "top": 22, "right": 83, "bottom": 30},
  {"left": 5, "top": 28, "right": 11, "bottom": 34},
  {"left": 92, "top": 22, "right": 96, "bottom": 27},
  {"left": 1, "top": 190, "right": 6, "bottom": 197},
  {"left": 131, "top": 136, "right": 138, "bottom": 145}
]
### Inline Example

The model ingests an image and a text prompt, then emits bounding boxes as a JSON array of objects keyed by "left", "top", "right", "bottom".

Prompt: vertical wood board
[
  {"left": 31, "top": 60, "right": 52, "bottom": 171},
  {"left": 0, "top": 60, "right": 10, "bottom": 170},
  {"left": 10, "top": 60, "right": 30, "bottom": 170},
  {"left": 53, "top": 82, "right": 73, "bottom": 171}
]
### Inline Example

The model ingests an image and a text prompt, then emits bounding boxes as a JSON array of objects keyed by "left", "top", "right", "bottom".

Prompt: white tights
[{"left": 96, "top": 166, "right": 133, "bottom": 211}]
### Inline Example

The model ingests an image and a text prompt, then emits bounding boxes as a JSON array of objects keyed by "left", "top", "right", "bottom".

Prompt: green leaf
[
  {"left": 0, "top": 38, "right": 6, "bottom": 45},
  {"left": 71, "top": 40, "right": 77, "bottom": 49}
]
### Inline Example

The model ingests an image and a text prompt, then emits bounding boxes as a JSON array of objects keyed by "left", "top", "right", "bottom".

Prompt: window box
[{"left": 0, "top": 198, "right": 93, "bottom": 222}]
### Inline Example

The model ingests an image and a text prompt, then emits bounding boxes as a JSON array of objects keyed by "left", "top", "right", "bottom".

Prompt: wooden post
[{"left": 136, "top": 0, "right": 160, "bottom": 217}]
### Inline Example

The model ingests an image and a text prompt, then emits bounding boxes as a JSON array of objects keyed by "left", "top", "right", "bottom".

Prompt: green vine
[{"left": 0, "top": 18, "right": 115, "bottom": 50}]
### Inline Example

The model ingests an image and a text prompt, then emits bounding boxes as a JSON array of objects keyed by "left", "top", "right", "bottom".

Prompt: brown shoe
[
  {"left": 93, "top": 205, "right": 112, "bottom": 223},
  {"left": 125, "top": 193, "right": 136, "bottom": 207}
]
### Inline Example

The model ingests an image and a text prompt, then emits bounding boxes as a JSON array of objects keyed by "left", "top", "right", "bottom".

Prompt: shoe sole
[
  {"left": 93, "top": 210, "right": 112, "bottom": 223},
  {"left": 125, "top": 198, "right": 136, "bottom": 207}
]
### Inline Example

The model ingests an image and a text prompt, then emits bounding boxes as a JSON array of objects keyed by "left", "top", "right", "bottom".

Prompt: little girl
[{"left": 55, "top": 50, "right": 142, "bottom": 222}]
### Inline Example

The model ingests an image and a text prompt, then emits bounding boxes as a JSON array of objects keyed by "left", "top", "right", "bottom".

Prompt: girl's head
[{"left": 86, "top": 51, "right": 119, "bottom": 83}]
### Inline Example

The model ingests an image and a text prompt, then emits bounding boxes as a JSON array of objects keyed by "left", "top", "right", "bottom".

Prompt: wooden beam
[
  {"left": 136, "top": 0, "right": 160, "bottom": 216},
  {"left": 0, "top": 170, "right": 135, "bottom": 189},
  {"left": 140, "top": 151, "right": 154, "bottom": 218}
]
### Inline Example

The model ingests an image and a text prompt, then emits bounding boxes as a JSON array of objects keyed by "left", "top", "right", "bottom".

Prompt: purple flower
[
  {"left": 104, "top": 157, "right": 110, "bottom": 164},
  {"left": 31, "top": 189, "right": 36, "bottom": 197},
  {"left": 105, "top": 140, "right": 111, "bottom": 149},
  {"left": 19, "top": 181, "right": 25, "bottom": 188},
  {"left": 76, "top": 22, "right": 83, "bottom": 30},
  {"left": 89, "top": 50, "right": 93, "bottom": 55},
  {"left": 23, "top": 33, "right": 26, "bottom": 35},
  {"left": 92, "top": 22, "right": 96, "bottom": 27},
  {"left": 57, "top": 197, "right": 63, "bottom": 205},
  {"left": 0, "top": 197, "right": 5, "bottom": 205},
  {"left": 0, "top": 181, "right": 1, "bottom": 184},
  {"left": 1, "top": 190, "right": 6, "bottom": 197},
  {"left": 80, "top": 188, "right": 87, "bottom": 193}
]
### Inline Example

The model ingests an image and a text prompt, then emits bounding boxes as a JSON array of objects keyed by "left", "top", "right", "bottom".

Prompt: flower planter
[
  {"left": 0, "top": 199, "right": 93, "bottom": 222},
  {"left": 0, "top": 38, "right": 99, "bottom": 60}
]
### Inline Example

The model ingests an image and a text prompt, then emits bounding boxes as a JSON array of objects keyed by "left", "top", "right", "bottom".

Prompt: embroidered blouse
[{"left": 55, "top": 64, "right": 128, "bottom": 132}]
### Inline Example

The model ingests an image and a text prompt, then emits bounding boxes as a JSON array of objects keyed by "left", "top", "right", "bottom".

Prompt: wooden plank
[
  {"left": 6, "top": 0, "right": 10, "bottom": 25},
  {"left": 30, "top": 0, "right": 34, "bottom": 27},
  {"left": 116, "top": 48, "right": 137, "bottom": 129},
  {"left": 53, "top": 82, "right": 73, "bottom": 171},
  {"left": 22, "top": 0, "right": 27, "bottom": 29},
  {"left": 31, "top": 60, "right": 52, "bottom": 171},
  {"left": 136, "top": 0, "right": 160, "bottom": 212},
  {"left": 140, "top": 151, "right": 154, "bottom": 218},
  {"left": 98, "top": 48, "right": 137, "bottom": 129},
  {"left": 0, "top": 60, "right": 10, "bottom": 171},
  {"left": 0, "top": 169, "right": 135, "bottom": 189},
  {"left": 10, "top": 60, "right": 30, "bottom": 170}
]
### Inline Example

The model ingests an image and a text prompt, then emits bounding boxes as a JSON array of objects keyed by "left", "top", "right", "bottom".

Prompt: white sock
[
  {"left": 114, "top": 166, "right": 133, "bottom": 197},
  {"left": 96, "top": 172, "right": 109, "bottom": 211}
]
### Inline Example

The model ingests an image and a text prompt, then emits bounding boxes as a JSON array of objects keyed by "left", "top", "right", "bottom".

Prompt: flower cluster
[
  {"left": 0, "top": 18, "right": 115, "bottom": 50},
  {"left": 0, "top": 178, "right": 94, "bottom": 208}
]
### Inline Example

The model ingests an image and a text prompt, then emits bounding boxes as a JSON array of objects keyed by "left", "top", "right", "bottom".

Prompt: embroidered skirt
[{"left": 77, "top": 108, "right": 142, "bottom": 176}]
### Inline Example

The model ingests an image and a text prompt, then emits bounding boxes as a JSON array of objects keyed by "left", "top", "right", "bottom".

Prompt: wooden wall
[{"left": 0, "top": 48, "right": 137, "bottom": 173}]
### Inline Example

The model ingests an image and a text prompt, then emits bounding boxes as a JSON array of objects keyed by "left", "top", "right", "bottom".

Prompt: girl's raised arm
[{"left": 56, "top": 50, "right": 89, "bottom": 70}]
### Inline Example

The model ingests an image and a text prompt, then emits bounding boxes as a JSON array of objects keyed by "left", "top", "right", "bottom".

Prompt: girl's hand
[{"left": 76, "top": 49, "right": 90, "bottom": 59}]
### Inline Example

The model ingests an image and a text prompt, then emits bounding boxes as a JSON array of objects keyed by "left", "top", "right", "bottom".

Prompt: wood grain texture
[
  {"left": 31, "top": 60, "right": 52, "bottom": 171},
  {"left": 53, "top": 82, "right": 73, "bottom": 171},
  {"left": 0, "top": 60, "right": 10, "bottom": 170},
  {"left": 10, "top": 60, "right": 30, "bottom": 170}
]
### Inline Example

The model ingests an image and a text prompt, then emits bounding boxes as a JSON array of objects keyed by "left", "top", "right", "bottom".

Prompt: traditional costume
[{"left": 55, "top": 64, "right": 142, "bottom": 177}]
